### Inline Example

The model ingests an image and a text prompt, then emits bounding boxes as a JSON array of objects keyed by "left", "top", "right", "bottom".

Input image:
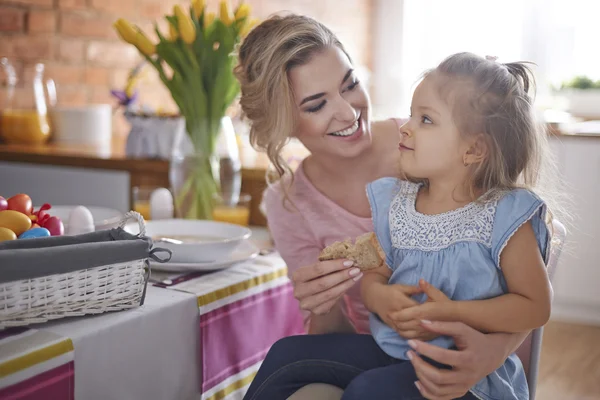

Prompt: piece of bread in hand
[
  {"left": 318, "top": 238, "right": 352, "bottom": 261},
  {"left": 318, "top": 232, "right": 385, "bottom": 271},
  {"left": 347, "top": 232, "right": 386, "bottom": 271}
]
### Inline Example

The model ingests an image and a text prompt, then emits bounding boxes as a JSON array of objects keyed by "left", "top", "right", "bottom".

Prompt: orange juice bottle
[{"left": 0, "top": 60, "right": 54, "bottom": 145}]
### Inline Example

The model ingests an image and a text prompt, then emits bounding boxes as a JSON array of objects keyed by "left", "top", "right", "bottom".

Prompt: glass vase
[{"left": 169, "top": 116, "right": 241, "bottom": 220}]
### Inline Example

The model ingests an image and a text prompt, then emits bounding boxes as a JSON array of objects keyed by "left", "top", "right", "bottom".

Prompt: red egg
[
  {"left": 7, "top": 194, "right": 33, "bottom": 215},
  {"left": 44, "top": 216, "right": 64, "bottom": 236}
]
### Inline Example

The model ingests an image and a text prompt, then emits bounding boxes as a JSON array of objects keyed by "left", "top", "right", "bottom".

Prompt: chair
[
  {"left": 286, "top": 220, "right": 567, "bottom": 400},
  {"left": 516, "top": 218, "right": 567, "bottom": 399}
]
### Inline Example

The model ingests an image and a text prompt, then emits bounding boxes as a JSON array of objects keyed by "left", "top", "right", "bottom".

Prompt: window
[{"left": 371, "top": 0, "right": 600, "bottom": 116}]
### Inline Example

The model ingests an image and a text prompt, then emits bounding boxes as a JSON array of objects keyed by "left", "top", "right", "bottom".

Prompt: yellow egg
[
  {"left": 0, "top": 210, "right": 32, "bottom": 236},
  {"left": 0, "top": 227, "right": 17, "bottom": 241}
]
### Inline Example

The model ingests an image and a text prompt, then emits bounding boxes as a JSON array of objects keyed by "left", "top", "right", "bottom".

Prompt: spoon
[{"left": 155, "top": 237, "right": 183, "bottom": 245}]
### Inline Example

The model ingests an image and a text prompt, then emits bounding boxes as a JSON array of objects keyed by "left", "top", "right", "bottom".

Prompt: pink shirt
[{"left": 262, "top": 163, "right": 374, "bottom": 334}]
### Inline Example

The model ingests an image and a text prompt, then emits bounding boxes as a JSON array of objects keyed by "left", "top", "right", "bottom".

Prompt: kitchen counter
[{"left": 0, "top": 137, "right": 309, "bottom": 226}]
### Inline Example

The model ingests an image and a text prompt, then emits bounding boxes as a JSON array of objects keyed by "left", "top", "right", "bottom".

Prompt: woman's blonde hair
[
  {"left": 234, "top": 14, "right": 351, "bottom": 192},
  {"left": 422, "top": 52, "right": 567, "bottom": 229}
]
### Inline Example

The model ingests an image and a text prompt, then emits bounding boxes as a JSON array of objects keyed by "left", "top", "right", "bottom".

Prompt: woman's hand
[
  {"left": 291, "top": 259, "right": 362, "bottom": 315},
  {"left": 406, "top": 321, "right": 518, "bottom": 400}
]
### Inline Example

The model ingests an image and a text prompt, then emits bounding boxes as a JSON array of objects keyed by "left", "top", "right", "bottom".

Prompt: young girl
[
  {"left": 358, "top": 52, "right": 554, "bottom": 400},
  {"left": 243, "top": 52, "right": 555, "bottom": 400}
]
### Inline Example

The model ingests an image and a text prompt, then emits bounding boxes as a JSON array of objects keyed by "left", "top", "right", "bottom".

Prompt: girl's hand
[
  {"left": 370, "top": 283, "right": 423, "bottom": 330},
  {"left": 406, "top": 321, "right": 517, "bottom": 400},
  {"left": 291, "top": 259, "right": 362, "bottom": 315},
  {"left": 392, "top": 280, "right": 453, "bottom": 340}
]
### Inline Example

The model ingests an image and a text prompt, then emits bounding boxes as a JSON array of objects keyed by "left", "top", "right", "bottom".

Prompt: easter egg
[
  {"left": 66, "top": 206, "right": 94, "bottom": 235},
  {"left": 44, "top": 216, "right": 64, "bottom": 236},
  {"left": 0, "top": 196, "right": 7, "bottom": 212},
  {"left": 0, "top": 227, "right": 17, "bottom": 241},
  {"left": 19, "top": 227, "right": 51, "bottom": 239},
  {"left": 7, "top": 194, "right": 33, "bottom": 215},
  {"left": 0, "top": 210, "right": 32, "bottom": 236}
]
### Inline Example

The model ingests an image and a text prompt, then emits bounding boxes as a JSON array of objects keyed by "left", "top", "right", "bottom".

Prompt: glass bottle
[{"left": 1, "top": 59, "right": 56, "bottom": 145}]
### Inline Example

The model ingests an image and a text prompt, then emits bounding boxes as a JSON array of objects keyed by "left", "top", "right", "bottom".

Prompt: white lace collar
[{"left": 389, "top": 182, "right": 503, "bottom": 251}]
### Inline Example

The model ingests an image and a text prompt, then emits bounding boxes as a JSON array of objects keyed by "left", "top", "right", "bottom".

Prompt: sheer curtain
[{"left": 371, "top": 0, "right": 600, "bottom": 117}]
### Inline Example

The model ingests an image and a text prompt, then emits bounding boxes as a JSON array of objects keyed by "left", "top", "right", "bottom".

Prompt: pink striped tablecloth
[
  {"left": 160, "top": 253, "right": 304, "bottom": 400},
  {"left": 0, "top": 327, "right": 74, "bottom": 400}
]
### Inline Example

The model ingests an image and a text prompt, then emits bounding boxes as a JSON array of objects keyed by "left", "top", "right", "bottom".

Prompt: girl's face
[
  {"left": 288, "top": 46, "right": 372, "bottom": 159},
  {"left": 398, "top": 75, "right": 474, "bottom": 182}
]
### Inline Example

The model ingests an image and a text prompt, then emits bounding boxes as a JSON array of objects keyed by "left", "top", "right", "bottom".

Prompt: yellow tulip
[
  {"left": 205, "top": 12, "right": 216, "bottom": 27},
  {"left": 219, "top": 1, "right": 233, "bottom": 26},
  {"left": 135, "top": 30, "right": 156, "bottom": 56},
  {"left": 192, "top": 0, "right": 205, "bottom": 20},
  {"left": 125, "top": 80, "right": 137, "bottom": 98},
  {"left": 169, "top": 23, "right": 178, "bottom": 41},
  {"left": 239, "top": 17, "right": 259, "bottom": 38},
  {"left": 234, "top": 3, "right": 251, "bottom": 21},
  {"left": 174, "top": 4, "right": 196, "bottom": 44},
  {"left": 113, "top": 18, "right": 138, "bottom": 45}
]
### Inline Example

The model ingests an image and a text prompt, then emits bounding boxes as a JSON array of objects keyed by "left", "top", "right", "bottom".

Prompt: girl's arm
[
  {"left": 397, "top": 221, "right": 552, "bottom": 333},
  {"left": 453, "top": 221, "right": 552, "bottom": 333}
]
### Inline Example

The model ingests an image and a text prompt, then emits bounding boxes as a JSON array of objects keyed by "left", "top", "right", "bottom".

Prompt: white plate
[
  {"left": 150, "top": 240, "right": 259, "bottom": 272},
  {"left": 36, "top": 205, "right": 122, "bottom": 232},
  {"left": 124, "top": 219, "right": 252, "bottom": 263}
]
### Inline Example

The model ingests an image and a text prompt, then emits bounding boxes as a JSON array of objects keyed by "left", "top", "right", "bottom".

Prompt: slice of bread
[
  {"left": 318, "top": 238, "right": 352, "bottom": 261},
  {"left": 318, "top": 232, "right": 385, "bottom": 271},
  {"left": 347, "top": 232, "right": 386, "bottom": 270}
]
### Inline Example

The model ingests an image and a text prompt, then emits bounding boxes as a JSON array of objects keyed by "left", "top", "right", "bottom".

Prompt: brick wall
[{"left": 0, "top": 0, "right": 373, "bottom": 138}]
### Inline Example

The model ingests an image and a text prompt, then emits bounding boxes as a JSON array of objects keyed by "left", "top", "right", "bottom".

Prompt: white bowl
[
  {"left": 124, "top": 219, "right": 252, "bottom": 263},
  {"left": 37, "top": 205, "right": 123, "bottom": 232}
]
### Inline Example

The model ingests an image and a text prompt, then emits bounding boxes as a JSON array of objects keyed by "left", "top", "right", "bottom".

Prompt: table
[
  {"left": 0, "top": 250, "right": 303, "bottom": 400},
  {"left": 0, "top": 327, "right": 74, "bottom": 400},
  {"left": 155, "top": 253, "right": 304, "bottom": 400},
  {"left": 1, "top": 286, "right": 200, "bottom": 400}
]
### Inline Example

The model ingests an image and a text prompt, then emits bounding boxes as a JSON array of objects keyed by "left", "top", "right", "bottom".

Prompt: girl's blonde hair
[
  {"left": 425, "top": 52, "right": 566, "bottom": 227},
  {"left": 234, "top": 14, "right": 350, "bottom": 194}
]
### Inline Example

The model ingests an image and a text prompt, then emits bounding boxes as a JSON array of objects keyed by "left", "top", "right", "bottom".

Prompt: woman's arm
[
  {"left": 263, "top": 186, "right": 359, "bottom": 334},
  {"left": 407, "top": 321, "right": 530, "bottom": 399},
  {"left": 308, "top": 303, "right": 356, "bottom": 334}
]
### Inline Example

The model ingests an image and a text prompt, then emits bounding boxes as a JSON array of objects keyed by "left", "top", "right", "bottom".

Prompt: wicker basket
[{"left": 0, "top": 211, "right": 169, "bottom": 328}]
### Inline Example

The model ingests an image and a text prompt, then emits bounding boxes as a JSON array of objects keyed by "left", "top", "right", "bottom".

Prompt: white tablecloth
[
  {"left": 39, "top": 285, "right": 200, "bottom": 400},
  {"left": 0, "top": 227, "right": 291, "bottom": 400}
]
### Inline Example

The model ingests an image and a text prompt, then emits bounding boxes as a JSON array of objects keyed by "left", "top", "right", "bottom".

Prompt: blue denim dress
[{"left": 366, "top": 178, "right": 550, "bottom": 400}]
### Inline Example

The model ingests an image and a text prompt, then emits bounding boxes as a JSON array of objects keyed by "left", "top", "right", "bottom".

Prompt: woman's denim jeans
[{"left": 243, "top": 333, "right": 478, "bottom": 400}]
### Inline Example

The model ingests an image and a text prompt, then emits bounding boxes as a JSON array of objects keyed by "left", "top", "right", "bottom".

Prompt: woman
[{"left": 235, "top": 14, "right": 531, "bottom": 400}]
